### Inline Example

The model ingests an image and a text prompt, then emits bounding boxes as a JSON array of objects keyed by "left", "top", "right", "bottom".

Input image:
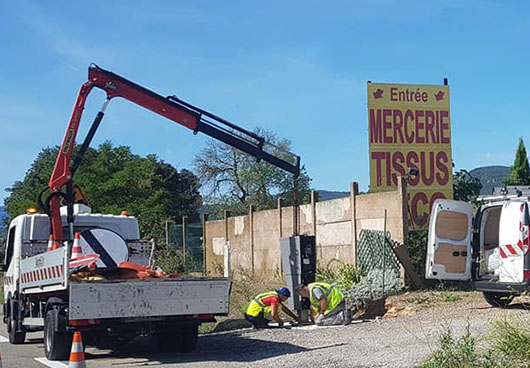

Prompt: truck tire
[
  {"left": 8, "top": 318, "right": 26, "bottom": 344},
  {"left": 156, "top": 324, "right": 198, "bottom": 353},
  {"left": 177, "top": 324, "right": 198, "bottom": 353},
  {"left": 483, "top": 291, "right": 514, "bottom": 308},
  {"left": 7, "top": 299, "right": 25, "bottom": 344},
  {"left": 44, "top": 309, "right": 72, "bottom": 360}
]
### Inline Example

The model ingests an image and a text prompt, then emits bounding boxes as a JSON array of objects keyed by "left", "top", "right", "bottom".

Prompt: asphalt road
[{"left": 2, "top": 292, "right": 529, "bottom": 368}]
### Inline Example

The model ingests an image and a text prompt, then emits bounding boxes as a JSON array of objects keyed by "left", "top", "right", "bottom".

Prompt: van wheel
[
  {"left": 44, "top": 309, "right": 72, "bottom": 360},
  {"left": 483, "top": 292, "right": 514, "bottom": 308}
]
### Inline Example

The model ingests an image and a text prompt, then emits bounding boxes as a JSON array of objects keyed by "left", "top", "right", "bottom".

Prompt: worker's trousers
[
  {"left": 315, "top": 300, "right": 350, "bottom": 326},
  {"left": 244, "top": 312, "right": 270, "bottom": 329}
]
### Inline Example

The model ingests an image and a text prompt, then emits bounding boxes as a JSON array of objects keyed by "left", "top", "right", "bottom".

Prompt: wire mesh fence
[
  {"left": 354, "top": 229, "right": 402, "bottom": 298},
  {"left": 167, "top": 220, "right": 204, "bottom": 272}
]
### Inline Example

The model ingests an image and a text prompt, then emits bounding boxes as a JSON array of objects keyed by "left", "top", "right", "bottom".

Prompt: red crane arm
[{"left": 47, "top": 65, "right": 299, "bottom": 241}]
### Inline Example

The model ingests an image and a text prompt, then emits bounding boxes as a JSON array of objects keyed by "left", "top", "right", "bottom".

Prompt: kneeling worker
[
  {"left": 295, "top": 282, "right": 351, "bottom": 326},
  {"left": 244, "top": 287, "right": 291, "bottom": 328}
]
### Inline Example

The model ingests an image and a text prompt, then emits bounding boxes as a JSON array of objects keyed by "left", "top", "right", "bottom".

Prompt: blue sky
[{"left": 1, "top": 1, "right": 529, "bottom": 204}]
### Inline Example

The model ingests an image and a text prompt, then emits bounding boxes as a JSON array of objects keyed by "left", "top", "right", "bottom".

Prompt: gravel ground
[{"left": 149, "top": 291, "right": 530, "bottom": 368}]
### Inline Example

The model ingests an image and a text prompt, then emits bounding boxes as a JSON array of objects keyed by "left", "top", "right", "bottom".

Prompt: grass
[
  {"left": 417, "top": 318, "right": 530, "bottom": 368},
  {"left": 417, "top": 325, "right": 478, "bottom": 368}
]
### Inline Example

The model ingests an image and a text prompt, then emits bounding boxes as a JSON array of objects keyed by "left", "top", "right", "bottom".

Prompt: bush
[
  {"left": 490, "top": 319, "right": 530, "bottom": 362},
  {"left": 417, "top": 325, "right": 479, "bottom": 368},
  {"left": 316, "top": 263, "right": 362, "bottom": 291},
  {"left": 153, "top": 245, "right": 202, "bottom": 274}
]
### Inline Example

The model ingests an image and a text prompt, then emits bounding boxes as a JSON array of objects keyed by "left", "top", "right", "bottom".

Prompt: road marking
[
  {"left": 34, "top": 357, "right": 68, "bottom": 368},
  {"left": 0, "top": 335, "right": 8, "bottom": 343}
]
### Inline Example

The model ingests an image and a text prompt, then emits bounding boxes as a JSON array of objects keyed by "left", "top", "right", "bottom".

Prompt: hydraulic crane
[{"left": 39, "top": 64, "right": 300, "bottom": 243}]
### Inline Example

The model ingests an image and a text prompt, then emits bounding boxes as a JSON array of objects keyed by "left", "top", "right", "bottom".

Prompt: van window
[
  {"left": 5, "top": 226, "right": 16, "bottom": 266},
  {"left": 435, "top": 211, "right": 468, "bottom": 241}
]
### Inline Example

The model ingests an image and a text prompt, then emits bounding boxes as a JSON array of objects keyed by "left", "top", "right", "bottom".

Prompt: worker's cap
[{"left": 276, "top": 287, "right": 291, "bottom": 298}]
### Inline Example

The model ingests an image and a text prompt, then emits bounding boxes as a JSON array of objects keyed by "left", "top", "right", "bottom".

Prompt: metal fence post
[
  {"left": 182, "top": 216, "right": 187, "bottom": 263},
  {"left": 382, "top": 209, "right": 387, "bottom": 298}
]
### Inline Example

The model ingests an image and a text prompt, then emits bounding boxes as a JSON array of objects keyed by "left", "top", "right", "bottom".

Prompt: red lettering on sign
[
  {"left": 391, "top": 151, "right": 406, "bottom": 185},
  {"left": 420, "top": 151, "right": 435, "bottom": 186},
  {"left": 415, "top": 110, "right": 425, "bottom": 143},
  {"left": 440, "top": 111, "right": 450, "bottom": 144},
  {"left": 371, "top": 152, "right": 385, "bottom": 186},
  {"left": 436, "top": 151, "right": 450, "bottom": 185},
  {"left": 412, "top": 192, "right": 428, "bottom": 226},
  {"left": 404, "top": 110, "right": 414, "bottom": 144},
  {"left": 383, "top": 109, "right": 392, "bottom": 144},
  {"left": 369, "top": 109, "right": 382, "bottom": 143},
  {"left": 393, "top": 110, "right": 404, "bottom": 144},
  {"left": 406, "top": 151, "right": 420, "bottom": 186}
]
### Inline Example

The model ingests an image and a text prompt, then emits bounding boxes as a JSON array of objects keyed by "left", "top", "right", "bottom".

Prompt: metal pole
[
  {"left": 382, "top": 209, "right": 387, "bottom": 298},
  {"left": 202, "top": 213, "right": 208, "bottom": 273},
  {"left": 182, "top": 216, "right": 187, "bottom": 263},
  {"left": 165, "top": 220, "right": 169, "bottom": 246}
]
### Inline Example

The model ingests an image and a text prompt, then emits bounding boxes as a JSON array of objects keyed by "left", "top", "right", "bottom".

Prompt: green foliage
[
  {"left": 505, "top": 138, "right": 530, "bottom": 186},
  {"left": 453, "top": 169, "right": 483, "bottom": 202},
  {"left": 417, "top": 326, "right": 478, "bottom": 368},
  {"left": 4, "top": 142, "right": 202, "bottom": 243},
  {"left": 439, "top": 292, "right": 462, "bottom": 303},
  {"left": 193, "top": 127, "right": 311, "bottom": 217},
  {"left": 344, "top": 268, "right": 403, "bottom": 302},
  {"left": 153, "top": 245, "right": 202, "bottom": 274},
  {"left": 316, "top": 264, "right": 363, "bottom": 290},
  {"left": 407, "top": 230, "right": 428, "bottom": 281},
  {"left": 490, "top": 319, "right": 530, "bottom": 362},
  {"left": 418, "top": 319, "right": 530, "bottom": 368}
]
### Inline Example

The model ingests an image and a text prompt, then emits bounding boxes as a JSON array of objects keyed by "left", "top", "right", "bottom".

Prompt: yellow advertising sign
[{"left": 367, "top": 82, "right": 453, "bottom": 228}]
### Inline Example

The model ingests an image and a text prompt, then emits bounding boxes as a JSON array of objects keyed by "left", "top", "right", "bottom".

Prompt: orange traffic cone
[
  {"left": 47, "top": 234, "right": 54, "bottom": 252},
  {"left": 68, "top": 331, "right": 86, "bottom": 368},
  {"left": 52, "top": 241, "right": 60, "bottom": 250},
  {"left": 71, "top": 232, "right": 83, "bottom": 259}
]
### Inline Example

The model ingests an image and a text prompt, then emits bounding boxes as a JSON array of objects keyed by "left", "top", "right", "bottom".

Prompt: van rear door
[{"left": 426, "top": 199, "right": 473, "bottom": 280}]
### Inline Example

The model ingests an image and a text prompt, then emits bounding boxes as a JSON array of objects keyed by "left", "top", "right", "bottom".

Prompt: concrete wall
[{"left": 204, "top": 179, "right": 408, "bottom": 276}]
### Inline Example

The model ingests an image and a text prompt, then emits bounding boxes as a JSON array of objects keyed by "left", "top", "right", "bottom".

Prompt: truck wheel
[
  {"left": 156, "top": 324, "right": 198, "bottom": 353},
  {"left": 483, "top": 291, "right": 514, "bottom": 308},
  {"left": 44, "top": 309, "right": 72, "bottom": 360},
  {"left": 177, "top": 324, "right": 198, "bottom": 353},
  {"left": 8, "top": 318, "right": 26, "bottom": 344}
]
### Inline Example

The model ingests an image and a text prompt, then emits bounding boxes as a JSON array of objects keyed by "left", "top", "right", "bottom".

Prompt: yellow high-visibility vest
[
  {"left": 308, "top": 282, "right": 344, "bottom": 316},
  {"left": 244, "top": 291, "right": 281, "bottom": 317}
]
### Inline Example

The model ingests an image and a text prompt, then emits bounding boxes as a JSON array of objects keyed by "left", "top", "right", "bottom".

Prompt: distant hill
[
  {"left": 317, "top": 190, "right": 350, "bottom": 201},
  {"left": 469, "top": 166, "right": 510, "bottom": 195}
]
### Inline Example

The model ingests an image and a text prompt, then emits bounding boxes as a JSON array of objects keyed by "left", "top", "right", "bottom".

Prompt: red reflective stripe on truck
[
  {"left": 506, "top": 244, "right": 518, "bottom": 255},
  {"left": 500, "top": 248, "right": 507, "bottom": 258}
]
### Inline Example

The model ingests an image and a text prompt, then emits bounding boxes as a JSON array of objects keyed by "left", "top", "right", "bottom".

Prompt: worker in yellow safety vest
[
  {"left": 295, "top": 282, "right": 351, "bottom": 326},
  {"left": 244, "top": 287, "right": 291, "bottom": 328}
]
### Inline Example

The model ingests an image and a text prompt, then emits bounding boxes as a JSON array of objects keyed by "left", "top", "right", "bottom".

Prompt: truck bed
[{"left": 68, "top": 277, "right": 230, "bottom": 319}]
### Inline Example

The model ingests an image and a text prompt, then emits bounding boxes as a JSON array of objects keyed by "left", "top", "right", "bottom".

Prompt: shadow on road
[{"left": 84, "top": 332, "right": 345, "bottom": 365}]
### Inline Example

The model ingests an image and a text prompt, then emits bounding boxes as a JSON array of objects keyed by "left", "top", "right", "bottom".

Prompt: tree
[
  {"left": 193, "top": 127, "right": 311, "bottom": 217},
  {"left": 505, "top": 138, "right": 530, "bottom": 185},
  {"left": 4, "top": 142, "right": 201, "bottom": 242},
  {"left": 453, "top": 169, "right": 482, "bottom": 202}
]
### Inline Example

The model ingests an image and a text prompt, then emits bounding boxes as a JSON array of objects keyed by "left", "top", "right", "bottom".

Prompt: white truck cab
[
  {"left": 3, "top": 205, "right": 230, "bottom": 360},
  {"left": 426, "top": 198, "right": 530, "bottom": 307}
]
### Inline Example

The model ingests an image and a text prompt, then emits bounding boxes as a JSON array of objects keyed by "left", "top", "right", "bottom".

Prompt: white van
[{"left": 426, "top": 198, "right": 530, "bottom": 307}]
